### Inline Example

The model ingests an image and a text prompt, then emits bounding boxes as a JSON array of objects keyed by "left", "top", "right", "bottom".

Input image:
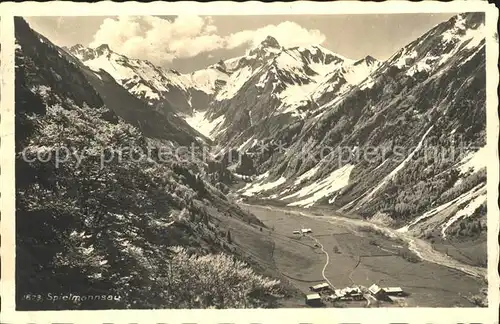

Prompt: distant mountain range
[
  {"left": 67, "top": 35, "right": 381, "bottom": 141},
  {"left": 64, "top": 12, "right": 487, "bottom": 245}
]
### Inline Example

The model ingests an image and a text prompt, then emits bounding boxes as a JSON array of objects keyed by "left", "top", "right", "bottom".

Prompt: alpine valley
[{"left": 15, "top": 12, "right": 488, "bottom": 310}]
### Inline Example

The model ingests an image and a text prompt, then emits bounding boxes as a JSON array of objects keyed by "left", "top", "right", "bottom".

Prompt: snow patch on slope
[
  {"left": 441, "top": 191, "right": 486, "bottom": 239},
  {"left": 393, "top": 49, "right": 418, "bottom": 69},
  {"left": 240, "top": 175, "right": 287, "bottom": 197},
  {"left": 216, "top": 66, "right": 254, "bottom": 100},
  {"left": 406, "top": 59, "right": 435, "bottom": 77},
  {"left": 84, "top": 54, "right": 135, "bottom": 81},
  {"left": 397, "top": 183, "right": 485, "bottom": 234},
  {"left": 282, "top": 164, "right": 354, "bottom": 208},
  {"left": 277, "top": 81, "right": 318, "bottom": 117},
  {"left": 190, "top": 68, "right": 229, "bottom": 95},
  {"left": 237, "top": 136, "right": 255, "bottom": 152},
  {"left": 185, "top": 111, "right": 225, "bottom": 139},
  {"left": 275, "top": 50, "right": 303, "bottom": 72},
  {"left": 457, "top": 146, "right": 487, "bottom": 174},
  {"left": 343, "top": 60, "right": 380, "bottom": 85},
  {"left": 309, "top": 61, "right": 343, "bottom": 80}
]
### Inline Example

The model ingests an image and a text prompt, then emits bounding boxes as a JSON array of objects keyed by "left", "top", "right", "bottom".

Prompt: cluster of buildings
[{"left": 305, "top": 282, "right": 406, "bottom": 307}]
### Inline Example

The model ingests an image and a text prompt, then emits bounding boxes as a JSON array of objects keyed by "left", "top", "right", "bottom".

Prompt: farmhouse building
[
  {"left": 368, "top": 284, "right": 386, "bottom": 299},
  {"left": 383, "top": 287, "right": 404, "bottom": 296},
  {"left": 310, "top": 282, "right": 331, "bottom": 292},
  {"left": 301, "top": 228, "right": 312, "bottom": 234},
  {"left": 305, "top": 293, "right": 322, "bottom": 307}
]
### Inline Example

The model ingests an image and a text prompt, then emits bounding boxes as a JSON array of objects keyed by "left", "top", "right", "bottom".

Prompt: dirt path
[
  {"left": 348, "top": 256, "right": 361, "bottom": 285},
  {"left": 307, "top": 234, "right": 334, "bottom": 288}
]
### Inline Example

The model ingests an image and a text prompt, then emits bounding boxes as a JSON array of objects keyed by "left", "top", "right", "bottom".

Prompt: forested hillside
[{"left": 15, "top": 17, "right": 285, "bottom": 310}]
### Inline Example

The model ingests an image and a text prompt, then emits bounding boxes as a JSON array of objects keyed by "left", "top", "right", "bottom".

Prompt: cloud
[
  {"left": 90, "top": 16, "right": 216, "bottom": 65},
  {"left": 90, "top": 16, "right": 325, "bottom": 66},
  {"left": 226, "top": 21, "right": 326, "bottom": 49}
]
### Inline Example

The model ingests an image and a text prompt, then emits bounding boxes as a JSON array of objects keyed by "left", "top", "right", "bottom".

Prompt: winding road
[{"left": 307, "top": 234, "right": 333, "bottom": 288}]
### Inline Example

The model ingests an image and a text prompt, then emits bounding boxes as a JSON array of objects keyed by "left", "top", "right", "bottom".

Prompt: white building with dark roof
[
  {"left": 383, "top": 287, "right": 404, "bottom": 296},
  {"left": 310, "top": 282, "right": 331, "bottom": 292},
  {"left": 368, "top": 284, "right": 382, "bottom": 294},
  {"left": 368, "top": 283, "right": 386, "bottom": 300}
]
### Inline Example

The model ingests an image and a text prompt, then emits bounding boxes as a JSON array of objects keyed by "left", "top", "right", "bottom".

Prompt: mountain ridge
[
  {"left": 64, "top": 12, "right": 487, "bottom": 249},
  {"left": 235, "top": 12, "right": 486, "bottom": 244}
]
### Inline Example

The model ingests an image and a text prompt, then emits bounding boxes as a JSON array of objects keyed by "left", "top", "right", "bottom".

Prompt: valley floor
[{"left": 239, "top": 203, "right": 487, "bottom": 308}]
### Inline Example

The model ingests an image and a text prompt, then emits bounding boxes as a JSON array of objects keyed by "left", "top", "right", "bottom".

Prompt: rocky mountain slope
[
  {"left": 237, "top": 12, "right": 487, "bottom": 245},
  {"left": 63, "top": 13, "right": 487, "bottom": 252},
  {"left": 203, "top": 37, "right": 379, "bottom": 146},
  {"left": 66, "top": 42, "right": 246, "bottom": 121},
  {"left": 187, "top": 37, "right": 381, "bottom": 144},
  {"left": 15, "top": 17, "right": 289, "bottom": 310},
  {"left": 66, "top": 43, "right": 199, "bottom": 115}
]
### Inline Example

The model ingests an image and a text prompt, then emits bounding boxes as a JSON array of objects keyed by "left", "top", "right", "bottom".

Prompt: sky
[{"left": 25, "top": 13, "right": 457, "bottom": 73}]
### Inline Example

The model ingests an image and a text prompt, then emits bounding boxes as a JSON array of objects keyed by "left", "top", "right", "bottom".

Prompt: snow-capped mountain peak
[
  {"left": 247, "top": 35, "right": 283, "bottom": 59},
  {"left": 65, "top": 43, "right": 198, "bottom": 114},
  {"left": 341, "top": 55, "right": 381, "bottom": 84},
  {"left": 94, "top": 43, "right": 111, "bottom": 54},
  {"left": 189, "top": 38, "right": 354, "bottom": 105},
  {"left": 383, "top": 12, "right": 485, "bottom": 77},
  {"left": 258, "top": 35, "right": 281, "bottom": 49},
  {"left": 69, "top": 43, "right": 84, "bottom": 51},
  {"left": 359, "top": 55, "right": 378, "bottom": 66}
]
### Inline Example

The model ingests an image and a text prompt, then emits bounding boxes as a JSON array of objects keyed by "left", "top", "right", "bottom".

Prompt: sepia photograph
[{"left": 1, "top": 1, "right": 499, "bottom": 323}]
